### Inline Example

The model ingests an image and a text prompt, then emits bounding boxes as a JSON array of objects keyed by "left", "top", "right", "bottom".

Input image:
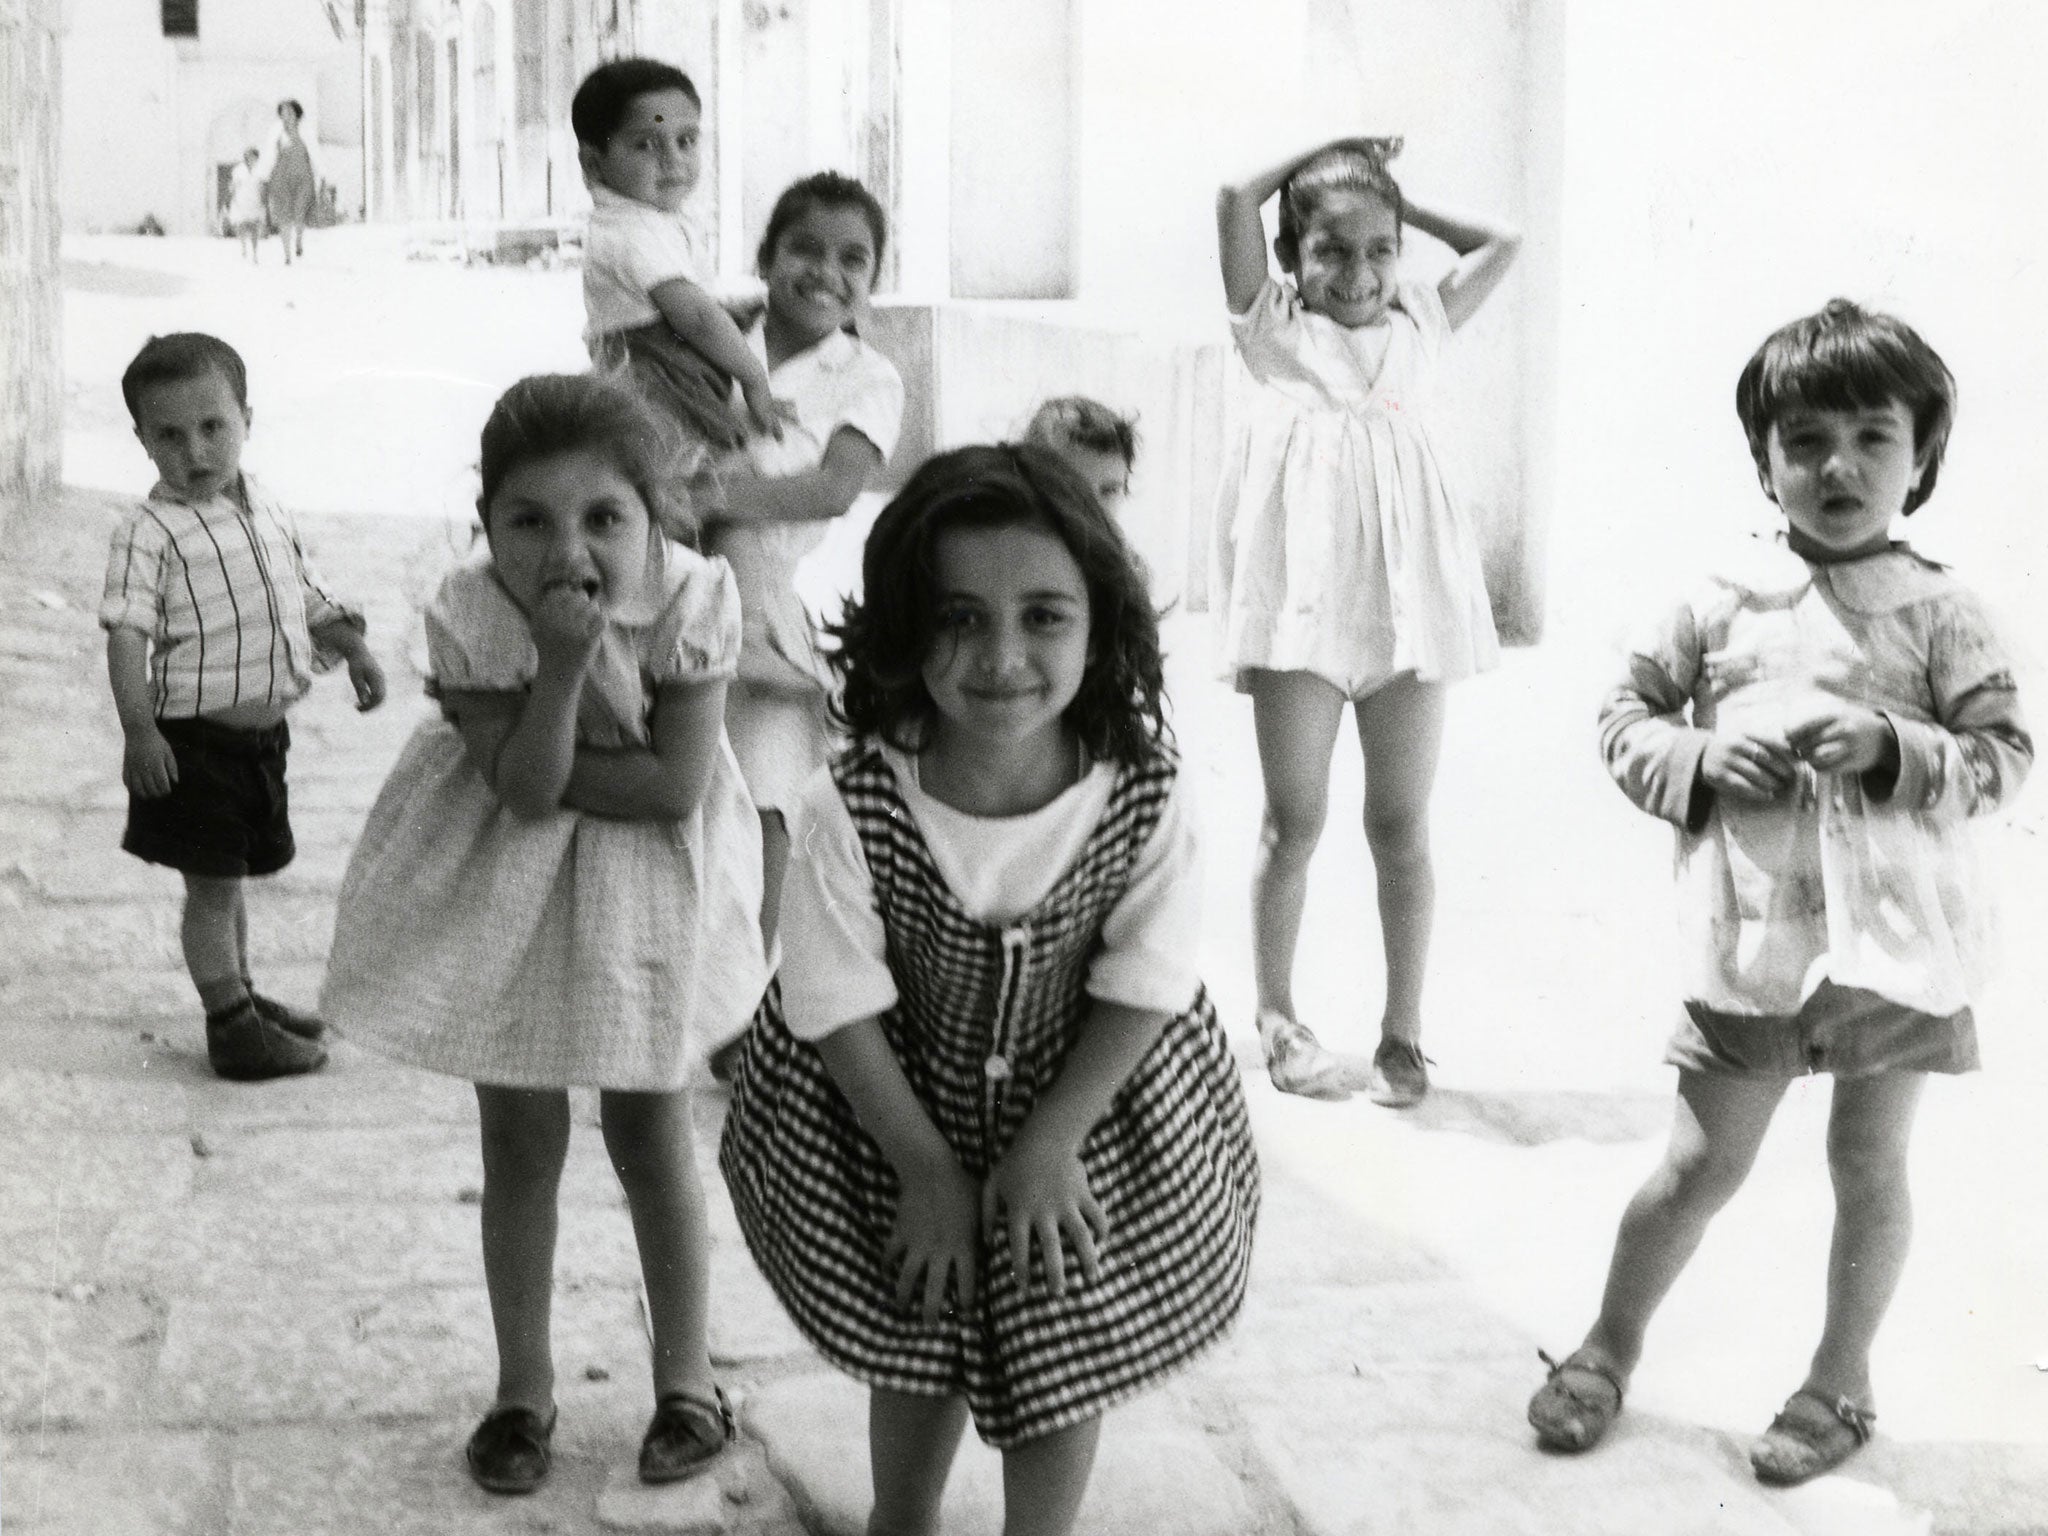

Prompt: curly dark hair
[
  {"left": 1275, "top": 138, "right": 1405, "bottom": 274},
  {"left": 1735, "top": 298, "right": 1956, "bottom": 516},
  {"left": 829, "top": 443, "right": 1168, "bottom": 765},
  {"left": 1024, "top": 395, "right": 1138, "bottom": 471},
  {"left": 476, "top": 371, "right": 688, "bottom": 535}
]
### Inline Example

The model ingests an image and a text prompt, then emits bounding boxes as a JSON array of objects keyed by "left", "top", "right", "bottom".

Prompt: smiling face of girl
[
  {"left": 920, "top": 519, "right": 1093, "bottom": 763},
  {"left": 762, "top": 200, "right": 879, "bottom": 355},
  {"left": 483, "top": 449, "right": 654, "bottom": 617},
  {"left": 1293, "top": 190, "right": 1401, "bottom": 328}
]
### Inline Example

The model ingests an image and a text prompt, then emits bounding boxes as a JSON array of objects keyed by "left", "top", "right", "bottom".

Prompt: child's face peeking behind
[
  {"left": 921, "top": 519, "right": 1093, "bottom": 757},
  {"left": 587, "top": 88, "right": 702, "bottom": 213},
  {"left": 1293, "top": 190, "right": 1400, "bottom": 328},
  {"left": 1763, "top": 399, "right": 1931, "bottom": 562},
  {"left": 483, "top": 449, "right": 654, "bottom": 618},
  {"left": 763, "top": 201, "right": 878, "bottom": 350},
  {"left": 1045, "top": 441, "right": 1131, "bottom": 515},
  {"left": 133, "top": 370, "right": 250, "bottom": 503}
]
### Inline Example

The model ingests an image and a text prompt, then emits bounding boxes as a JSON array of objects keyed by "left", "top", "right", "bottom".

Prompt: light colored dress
[
  {"left": 1212, "top": 276, "right": 1498, "bottom": 697},
  {"left": 708, "top": 318, "right": 904, "bottom": 810},
  {"left": 320, "top": 542, "right": 767, "bottom": 1090},
  {"left": 1601, "top": 535, "right": 2031, "bottom": 1020}
]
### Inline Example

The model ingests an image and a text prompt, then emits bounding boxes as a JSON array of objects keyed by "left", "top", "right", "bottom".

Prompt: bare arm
[
  {"left": 106, "top": 628, "right": 176, "bottom": 798},
  {"left": 646, "top": 276, "right": 790, "bottom": 435},
  {"left": 715, "top": 428, "right": 882, "bottom": 528},
  {"left": 1404, "top": 198, "right": 1522, "bottom": 330},
  {"left": 309, "top": 615, "right": 387, "bottom": 711},
  {"left": 1217, "top": 135, "right": 1395, "bottom": 313},
  {"left": 816, "top": 1015, "right": 981, "bottom": 1318},
  {"left": 560, "top": 678, "right": 728, "bottom": 819},
  {"left": 982, "top": 1000, "right": 1172, "bottom": 1297}
]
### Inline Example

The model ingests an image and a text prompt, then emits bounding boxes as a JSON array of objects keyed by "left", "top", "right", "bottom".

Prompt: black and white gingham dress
[{"left": 718, "top": 743, "right": 1260, "bottom": 1446}]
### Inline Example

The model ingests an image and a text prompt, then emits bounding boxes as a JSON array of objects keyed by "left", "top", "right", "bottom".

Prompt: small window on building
[{"left": 161, "top": 0, "right": 198, "bottom": 38}]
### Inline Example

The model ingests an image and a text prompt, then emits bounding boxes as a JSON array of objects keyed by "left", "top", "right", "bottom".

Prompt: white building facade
[{"left": 61, "top": 0, "right": 363, "bottom": 236}]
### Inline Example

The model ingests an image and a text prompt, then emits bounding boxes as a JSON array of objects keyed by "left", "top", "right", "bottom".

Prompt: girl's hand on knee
[
  {"left": 1701, "top": 728, "right": 1798, "bottom": 803},
  {"left": 982, "top": 1128, "right": 1109, "bottom": 1300},
  {"left": 887, "top": 1159, "right": 981, "bottom": 1321}
]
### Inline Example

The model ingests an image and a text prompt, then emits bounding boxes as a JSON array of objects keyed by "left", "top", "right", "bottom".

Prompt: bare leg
[
  {"left": 181, "top": 874, "right": 246, "bottom": 1010},
  {"left": 232, "top": 881, "right": 251, "bottom": 987},
  {"left": 1245, "top": 670, "right": 1349, "bottom": 1094},
  {"left": 1353, "top": 676, "right": 1446, "bottom": 1047},
  {"left": 1581, "top": 1068, "right": 1789, "bottom": 1376},
  {"left": 759, "top": 808, "right": 789, "bottom": 950},
  {"left": 475, "top": 1085, "right": 571, "bottom": 1414},
  {"left": 601, "top": 1089, "right": 717, "bottom": 1404},
  {"left": 1804, "top": 1071, "right": 1924, "bottom": 1405},
  {"left": 1001, "top": 1415, "right": 1102, "bottom": 1536},
  {"left": 868, "top": 1389, "right": 970, "bottom": 1536}
]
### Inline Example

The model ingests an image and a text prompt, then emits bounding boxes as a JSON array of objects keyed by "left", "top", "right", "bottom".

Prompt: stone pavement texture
[{"left": 8, "top": 492, "right": 2040, "bottom": 1536}]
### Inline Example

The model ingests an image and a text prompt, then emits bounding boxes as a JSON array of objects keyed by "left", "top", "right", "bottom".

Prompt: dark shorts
[
  {"left": 122, "top": 717, "right": 294, "bottom": 879},
  {"left": 1667, "top": 980, "right": 1980, "bottom": 1080}
]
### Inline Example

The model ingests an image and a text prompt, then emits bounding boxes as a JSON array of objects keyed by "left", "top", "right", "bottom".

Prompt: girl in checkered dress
[{"left": 719, "top": 444, "right": 1259, "bottom": 1535}]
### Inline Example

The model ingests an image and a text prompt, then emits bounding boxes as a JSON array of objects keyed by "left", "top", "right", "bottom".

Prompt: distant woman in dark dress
[{"left": 266, "top": 99, "right": 318, "bottom": 265}]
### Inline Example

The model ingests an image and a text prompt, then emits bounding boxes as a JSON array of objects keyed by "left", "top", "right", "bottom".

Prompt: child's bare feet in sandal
[
  {"left": 1527, "top": 1347, "right": 1627, "bottom": 1453},
  {"left": 1259, "top": 1011, "right": 1355, "bottom": 1101},
  {"left": 1749, "top": 1389, "right": 1874, "bottom": 1485}
]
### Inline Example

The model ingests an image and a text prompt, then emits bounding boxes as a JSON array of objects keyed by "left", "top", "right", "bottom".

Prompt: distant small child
[
  {"left": 100, "top": 332, "right": 387, "bottom": 1081},
  {"left": 1024, "top": 395, "right": 1137, "bottom": 515},
  {"left": 572, "top": 57, "right": 789, "bottom": 486},
  {"left": 224, "top": 148, "right": 265, "bottom": 263},
  {"left": 720, "top": 444, "right": 1259, "bottom": 1536},
  {"left": 1527, "top": 300, "right": 2032, "bottom": 1487},
  {"left": 321, "top": 373, "right": 767, "bottom": 1495}
]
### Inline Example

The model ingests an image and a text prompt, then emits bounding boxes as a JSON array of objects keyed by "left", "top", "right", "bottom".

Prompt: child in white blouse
[
  {"left": 101, "top": 332, "right": 385, "bottom": 1080},
  {"left": 719, "top": 445, "right": 1258, "bottom": 1536},
  {"left": 573, "top": 58, "right": 790, "bottom": 467},
  {"left": 1528, "top": 300, "right": 2031, "bottom": 1487}
]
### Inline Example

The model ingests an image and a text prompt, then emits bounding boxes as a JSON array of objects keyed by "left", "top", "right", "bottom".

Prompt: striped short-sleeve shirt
[{"left": 98, "top": 474, "right": 362, "bottom": 719}]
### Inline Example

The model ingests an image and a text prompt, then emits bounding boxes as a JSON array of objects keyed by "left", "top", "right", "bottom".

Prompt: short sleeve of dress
[
  {"left": 1086, "top": 773, "right": 1203, "bottom": 1013},
  {"left": 835, "top": 348, "right": 907, "bottom": 464},
  {"left": 1227, "top": 277, "right": 1315, "bottom": 385},
  {"left": 645, "top": 549, "right": 743, "bottom": 685},
  {"left": 776, "top": 766, "right": 900, "bottom": 1040},
  {"left": 1395, "top": 278, "right": 1452, "bottom": 358},
  {"left": 620, "top": 206, "right": 702, "bottom": 295},
  {"left": 424, "top": 561, "right": 536, "bottom": 693}
]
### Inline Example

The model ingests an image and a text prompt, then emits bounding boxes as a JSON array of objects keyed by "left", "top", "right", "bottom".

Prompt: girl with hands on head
[
  {"left": 1213, "top": 131, "right": 1520, "bottom": 1106},
  {"left": 720, "top": 445, "right": 1259, "bottom": 1536}
]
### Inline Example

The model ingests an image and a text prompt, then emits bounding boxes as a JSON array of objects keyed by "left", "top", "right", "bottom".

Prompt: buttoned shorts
[{"left": 1667, "top": 979, "right": 1979, "bottom": 1079}]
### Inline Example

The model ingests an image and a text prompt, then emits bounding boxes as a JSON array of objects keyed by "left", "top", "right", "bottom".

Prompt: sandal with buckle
[
  {"left": 1750, "top": 1388, "right": 1875, "bottom": 1486},
  {"left": 1528, "top": 1347, "right": 1626, "bottom": 1453},
  {"left": 466, "top": 1402, "right": 557, "bottom": 1495},
  {"left": 1368, "top": 1036, "right": 1433, "bottom": 1107},
  {"left": 1262, "top": 1015, "right": 1355, "bottom": 1101},
  {"left": 639, "top": 1384, "right": 737, "bottom": 1484}
]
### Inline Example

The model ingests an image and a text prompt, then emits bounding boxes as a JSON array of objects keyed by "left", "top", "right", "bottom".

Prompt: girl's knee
[
  {"left": 478, "top": 1092, "right": 571, "bottom": 1185},
  {"left": 1658, "top": 1138, "right": 1755, "bottom": 1210},
  {"left": 1362, "top": 803, "right": 1430, "bottom": 860},
  {"left": 1261, "top": 793, "right": 1328, "bottom": 853}
]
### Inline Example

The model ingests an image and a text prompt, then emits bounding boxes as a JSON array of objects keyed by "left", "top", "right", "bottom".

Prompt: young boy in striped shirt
[{"left": 100, "top": 333, "right": 387, "bottom": 1080}]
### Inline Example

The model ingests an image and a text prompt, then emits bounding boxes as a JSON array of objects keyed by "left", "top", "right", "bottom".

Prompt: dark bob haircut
[
  {"left": 1736, "top": 298, "right": 1956, "bottom": 515},
  {"left": 1025, "top": 396, "right": 1139, "bottom": 471},
  {"left": 756, "top": 171, "right": 889, "bottom": 277},
  {"left": 570, "top": 58, "right": 700, "bottom": 150},
  {"left": 121, "top": 332, "right": 249, "bottom": 422},
  {"left": 828, "top": 443, "right": 1168, "bottom": 766},
  {"left": 1275, "top": 136, "right": 1405, "bottom": 275},
  {"left": 476, "top": 371, "right": 686, "bottom": 536}
]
